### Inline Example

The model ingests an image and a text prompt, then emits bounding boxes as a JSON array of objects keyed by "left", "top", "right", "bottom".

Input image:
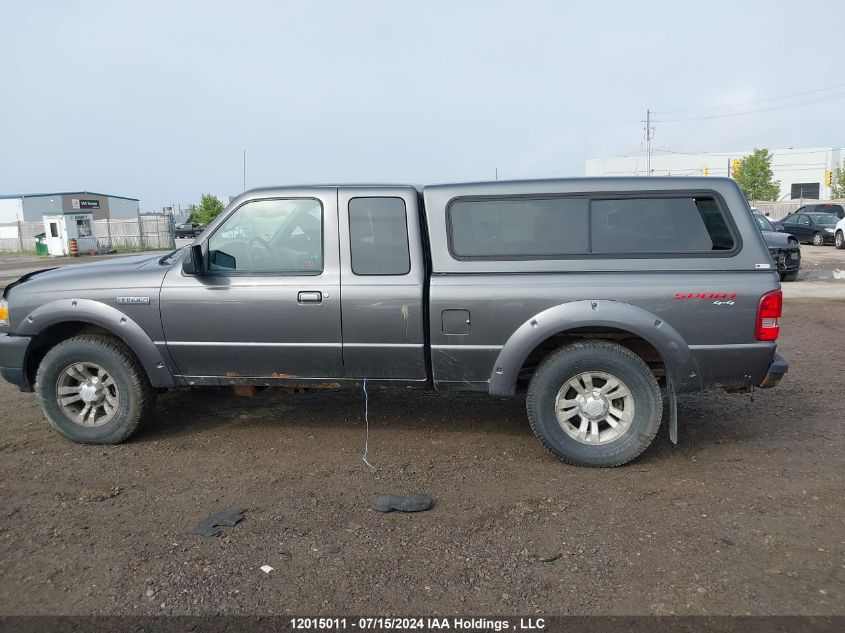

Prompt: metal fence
[
  {"left": 94, "top": 215, "right": 175, "bottom": 252},
  {"left": 0, "top": 221, "right": 45, "bottom": 252},
  {"left": 0, "top": 214, "right": 175, "bottom": 254},
  {"left": 752, "top": 199, "right": 845, "bottom": 220}
]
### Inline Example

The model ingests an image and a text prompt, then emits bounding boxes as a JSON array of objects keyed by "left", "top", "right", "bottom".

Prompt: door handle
[{"left": 298, "top": 291, "right": 322, "bottom": 304}]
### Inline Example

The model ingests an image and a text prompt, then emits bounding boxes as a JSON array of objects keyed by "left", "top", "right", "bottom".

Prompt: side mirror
[
  {"left": 181, "top": 244, "right": 206, "bottom": 275},
  {"left": 209, "top": 250, "right": 236, "bottom": 270},
  {"left": 775, "top": 225, "right": 783, "bottom": 232}
]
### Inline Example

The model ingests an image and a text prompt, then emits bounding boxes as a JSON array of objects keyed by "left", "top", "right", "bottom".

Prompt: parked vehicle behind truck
[
  {"left": 752, "top": 210, "right": 802, "bottom": 281},
  {"left": 0, "top": 177, "right": 788, "bottom": 467}
]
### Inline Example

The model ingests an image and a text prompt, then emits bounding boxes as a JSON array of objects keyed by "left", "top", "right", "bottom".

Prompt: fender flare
[
  {"left": 488, "top": 300, "right": 697, "bottom": 396},
  {"left": 17, "top": 298, "right": 175, "bottom": 388}
]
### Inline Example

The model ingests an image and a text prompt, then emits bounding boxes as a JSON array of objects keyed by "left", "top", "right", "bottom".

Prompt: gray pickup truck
[{"left": 0, "top": 177, "right": 788, "bottom": 466}]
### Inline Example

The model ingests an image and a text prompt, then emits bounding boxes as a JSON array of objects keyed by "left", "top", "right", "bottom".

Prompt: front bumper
[
  {"left": 769, "top": 247, "right": 801, "bottom": 273},
  {"left": 758, "top": 353, "right": 788, "bottom": 389},
  {"left": 0, "top": 333, "right": 33, "bottom": 392}
]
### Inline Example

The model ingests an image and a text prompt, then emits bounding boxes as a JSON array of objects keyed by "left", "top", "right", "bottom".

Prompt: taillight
[{"left": 756, "top": 289, "right": 782, "bottom": 341}]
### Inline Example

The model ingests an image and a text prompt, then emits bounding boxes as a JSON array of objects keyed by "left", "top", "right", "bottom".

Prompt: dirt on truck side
[{"left": 0, "top": 298, "right": 842, "bottom": 616}]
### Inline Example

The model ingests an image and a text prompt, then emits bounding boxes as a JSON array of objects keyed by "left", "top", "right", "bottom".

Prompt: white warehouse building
[{"left": 586, "top": 147, "right": 844, "bottom": 201}]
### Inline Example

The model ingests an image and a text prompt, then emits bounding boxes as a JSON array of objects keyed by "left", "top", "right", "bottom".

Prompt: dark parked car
[
  {"left": 174, "top": 222, "right": 203, "bottom": 238},
  {"left": 779, "top": 203, "right": 845, "bottom": 224},
  {"left": 773, "top": 212, "right": 839, "bottom": 246},
  {"left": 753, "top": 211, "right": 801, "bottom": 281},
  {"left": 0, "top": 177, "right": 788, "bottom": 467}
]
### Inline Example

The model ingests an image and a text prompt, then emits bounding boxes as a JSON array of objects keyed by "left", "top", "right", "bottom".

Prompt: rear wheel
[
  {"left": 526, "top": 341, "right": 662, "bottom": 467},
  {"left": 836, "top": 231, "right": 844, "bottom": 250},
  {"left": 35, "top": 335, "right": 155, "bottom": 444},
  {"left": 812, "top": 232, "right": 824, "bottom": 246}
]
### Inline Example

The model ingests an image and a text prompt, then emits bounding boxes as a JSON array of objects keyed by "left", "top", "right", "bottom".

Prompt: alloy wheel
[
  {"left": 554, "top": 371, "right": 635, "bottom": 445},
  {"left": 55, "top": 362, "right": 120, "bottom": 427}
]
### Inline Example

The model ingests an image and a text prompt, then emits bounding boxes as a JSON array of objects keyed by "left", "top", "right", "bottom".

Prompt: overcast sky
[{"left": 2, "top": 0, "right": 843, "bottom": 210}]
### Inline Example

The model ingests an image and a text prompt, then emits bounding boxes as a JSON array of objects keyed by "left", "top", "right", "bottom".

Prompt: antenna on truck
[{"left": 361, "top": 378, "right": 376, "bottom": 471}]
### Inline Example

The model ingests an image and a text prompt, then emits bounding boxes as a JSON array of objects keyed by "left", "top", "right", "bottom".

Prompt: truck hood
[
  {"left": 760, "top": 231, "right": 797, "bottom": 248},
  {"left": 3, "top": 252, "right": 176, "bottom": 299}
]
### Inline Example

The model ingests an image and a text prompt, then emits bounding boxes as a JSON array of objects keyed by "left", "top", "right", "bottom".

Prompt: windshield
[
  {"left": 809, "top": 213, "right": 838, "bottom": 224},
  {"left": 753, "top": 212, "right": 774, "bottom": 231}
]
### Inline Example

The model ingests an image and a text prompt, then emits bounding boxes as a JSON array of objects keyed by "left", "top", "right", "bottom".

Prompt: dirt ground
[{"left": 0, "top": 295, "right": 842, "bottom": 617}]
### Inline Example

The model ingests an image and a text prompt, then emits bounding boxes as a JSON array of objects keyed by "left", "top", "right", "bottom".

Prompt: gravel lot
[{"left": 0, "top": 248, "right": 843, "bottom": 616}]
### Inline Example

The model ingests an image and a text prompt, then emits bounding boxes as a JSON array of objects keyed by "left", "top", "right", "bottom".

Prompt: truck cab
[{"left": 164, "top": 186, "right": 428, "bottom": 385}]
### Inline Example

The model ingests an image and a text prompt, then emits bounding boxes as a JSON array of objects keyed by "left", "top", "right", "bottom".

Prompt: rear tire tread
[{"left": 526, "top": 341, "right": 662, "bottom": 467}]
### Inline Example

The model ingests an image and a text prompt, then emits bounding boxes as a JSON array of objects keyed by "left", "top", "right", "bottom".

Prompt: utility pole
[
  {"left": 639, "top": 109, "right": 657, "bottom": 176},
  {"left": 495, "top": 167, "right": 498, "bottom": 181},
  {"left": 243, "top": 149, "right": 246, "bottom": 191}
]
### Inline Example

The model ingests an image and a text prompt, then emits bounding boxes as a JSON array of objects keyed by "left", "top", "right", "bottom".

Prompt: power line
[
  {"left": 653, "top": 147, "right": 835, "bottom": 157},
  {"left": 655, "top": 82, "right": 845, "bottom": 115},
  {"left": 657, "top": 91, "right": 845, "bottom": 122}
]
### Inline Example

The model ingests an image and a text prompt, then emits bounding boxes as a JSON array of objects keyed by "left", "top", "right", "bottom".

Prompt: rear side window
[
  {"left": 591, "top": 196, "right": 735, "bottom": 253},
  {"left": 449, "top": 197, "right": 589, "bottom": 257},
  {"left": 349, "top": 197, "right": 411, "bottom": 275}
]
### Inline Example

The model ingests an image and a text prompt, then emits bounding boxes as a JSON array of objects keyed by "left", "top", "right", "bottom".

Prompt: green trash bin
[{"left": 34, "top": 233, "right": 48, "bottom": 256}]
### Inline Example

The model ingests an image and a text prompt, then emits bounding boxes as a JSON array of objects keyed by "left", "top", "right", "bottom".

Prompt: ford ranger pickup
[{"left": 0, "top": 177, "right": 788, "bottom": 466}]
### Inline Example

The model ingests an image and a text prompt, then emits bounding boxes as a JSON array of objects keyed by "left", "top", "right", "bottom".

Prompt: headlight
[
  {"left": 824, "top": 228, "right": 834, "bottom": 233},
  {"left": 0, "top": 299, "right": 8, "bottom": 327}
]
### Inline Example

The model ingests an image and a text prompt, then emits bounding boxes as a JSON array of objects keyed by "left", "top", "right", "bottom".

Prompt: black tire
[
  {"left": 526, "top": 341, "right": 662, "bottom": 467},
  {"left": 780, "top": 271, "right": 799, "bottom": 282},
  {"left": 35, "top": 335, "right": 155, "bottom": 444},
  {"left": 836, "top": 231, "right": 845, "bottom": 250},
  {"left": 812, "top": 232, "right": 823, "bottom": 246}
]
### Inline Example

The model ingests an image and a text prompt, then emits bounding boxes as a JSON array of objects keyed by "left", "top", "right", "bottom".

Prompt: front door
[
  {"left": 44, "top": 217, "right": 66, "bottom": 256},
  {"left": 781, "top": 214, "right": 804, "bottom": 241},
  {"left": 794, "top": 214, "right": 812, "bottom": 241},
  {"left": 159, "top": 189, "right": 343, "bottom": 381}
]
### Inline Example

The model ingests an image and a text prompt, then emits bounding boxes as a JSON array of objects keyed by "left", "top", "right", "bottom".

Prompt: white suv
[{"left": 836, "top": 217, "right": 845, "bottom": 249}]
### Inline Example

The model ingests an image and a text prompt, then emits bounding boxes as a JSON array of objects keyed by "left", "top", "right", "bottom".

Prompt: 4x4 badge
[{"left": 674, "top": 292, "right": 737, "bottom": 306}]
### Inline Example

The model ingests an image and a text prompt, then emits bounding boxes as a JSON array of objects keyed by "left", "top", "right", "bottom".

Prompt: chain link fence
[{"left": 0, "top": 214, "right": 175, "bottom": 254}]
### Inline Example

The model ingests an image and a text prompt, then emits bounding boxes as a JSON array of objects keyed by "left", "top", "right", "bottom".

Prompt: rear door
[
  {"left": 160, "top": 188, "right": 343, "bottom": 381},
  {"left": 338, "top": 187, "right": 427, "bottom": 381}
]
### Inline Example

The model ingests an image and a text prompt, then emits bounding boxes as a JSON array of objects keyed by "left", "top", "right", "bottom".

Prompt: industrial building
[
  {"left": 0, "top": 191, "right": 140, "bottom": 223},
  {"left": 0, "top": 191, "right": 140, "bottom": 256},
  {"left": 586, "top": 147, "right": 843, "bottom": 201}
]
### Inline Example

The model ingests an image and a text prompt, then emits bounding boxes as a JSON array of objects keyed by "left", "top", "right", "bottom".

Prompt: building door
[{"left": 44, "top": 217, "right": 66, "bottom": 256}]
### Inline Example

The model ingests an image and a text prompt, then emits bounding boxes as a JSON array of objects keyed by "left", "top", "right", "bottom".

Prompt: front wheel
[
  {"left": 836, "top": 231, "right": 845, "bottom": 250},
  {"left": 35, "top": 335, "right": 156, "bottom": 444},
  {"left": 526, "top": 341, "right": 662, "bottom": 467},
  {"left": 812, "top": 232, "right": 824, "bottom": 246}
]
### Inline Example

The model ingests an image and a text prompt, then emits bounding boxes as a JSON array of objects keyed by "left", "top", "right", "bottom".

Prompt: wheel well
[
  {"left": 25, "top": 321, "right": 121, "bottom": 385},
  {"left": 517, "top": 327, "right": 666, "bottom": 387}
]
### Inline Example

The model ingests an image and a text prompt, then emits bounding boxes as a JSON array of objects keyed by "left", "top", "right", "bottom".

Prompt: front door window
[{"left": 208, "top": 198, "right": 323, "bottom": 273}]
